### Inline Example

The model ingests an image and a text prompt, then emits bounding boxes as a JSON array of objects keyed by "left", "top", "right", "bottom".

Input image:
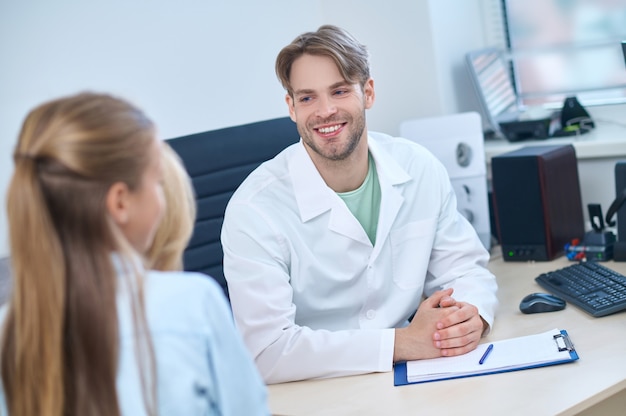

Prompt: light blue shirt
[{"left": 0, "top": 266, "right": 269, "bottom": 415}]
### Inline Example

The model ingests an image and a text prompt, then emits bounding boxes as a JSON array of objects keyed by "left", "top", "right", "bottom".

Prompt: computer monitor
[
  {"left": 465, "top": 49, "right": 519, "bottom": 133},
  {"left": 466, "top": 48, "right": 555, "bottom": 141}
]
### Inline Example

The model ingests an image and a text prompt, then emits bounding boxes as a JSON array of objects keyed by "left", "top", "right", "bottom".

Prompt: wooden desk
[{"left": 268, "top": 252, "right": 626, "bottom": 416}]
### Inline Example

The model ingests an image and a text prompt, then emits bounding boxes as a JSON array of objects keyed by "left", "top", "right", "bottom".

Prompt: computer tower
[
  {"left": 491, "top": 145, "right": 584, "bottom": 261},
  {"left": 400, "top": 112, "right": 491, "bottom": 250}
]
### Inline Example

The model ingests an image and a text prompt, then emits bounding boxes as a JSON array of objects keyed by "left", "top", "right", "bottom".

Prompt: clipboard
[{"left": 394, "top": 328, "right": 578, "bottom": 386}]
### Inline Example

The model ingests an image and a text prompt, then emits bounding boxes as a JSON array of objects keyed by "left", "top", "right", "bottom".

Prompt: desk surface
[
  {"left": 484, "top": 120, "right": 626, "bottom": 162},
  {"left": 267, "top": 252, "right": 626, "bottom": 416}
]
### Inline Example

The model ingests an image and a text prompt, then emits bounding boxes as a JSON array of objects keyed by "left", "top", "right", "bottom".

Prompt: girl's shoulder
[{"left": 139, "top": 270, "right": 233, "bottom": 333}]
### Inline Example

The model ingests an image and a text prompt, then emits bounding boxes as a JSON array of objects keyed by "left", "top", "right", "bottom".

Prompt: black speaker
[
  {"left": 612, "top": 161, "right": 626, "bottom": 261},
  {"left": 492, "top": 144, "right": 585, "bottom": 261}
]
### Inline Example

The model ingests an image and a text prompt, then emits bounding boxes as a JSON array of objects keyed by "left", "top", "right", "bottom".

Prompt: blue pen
[{"left": 479, "top": 344, "right": 494, "bottom": 365}]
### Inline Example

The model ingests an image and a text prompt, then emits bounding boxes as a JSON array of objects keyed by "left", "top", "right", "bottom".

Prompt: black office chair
[{"left": 166, "top": 117, "right": 299, "bottom": 299}]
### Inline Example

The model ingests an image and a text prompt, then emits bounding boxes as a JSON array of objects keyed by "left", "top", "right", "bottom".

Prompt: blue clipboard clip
[{"left": 553, "top": 333, "right": 575, "bottom": 352}]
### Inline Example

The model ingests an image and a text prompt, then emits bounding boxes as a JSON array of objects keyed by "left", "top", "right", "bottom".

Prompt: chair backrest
[{"left": 166, "top": 117, "right": 299, "bottom": 298}]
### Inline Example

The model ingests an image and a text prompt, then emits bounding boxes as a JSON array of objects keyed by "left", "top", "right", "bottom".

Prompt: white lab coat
[{"left": 221, "top": 132, "right": 498, "bottom": 384}]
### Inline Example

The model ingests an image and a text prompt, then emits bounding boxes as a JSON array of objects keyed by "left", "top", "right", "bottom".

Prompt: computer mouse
[{"left": 519, "top": 292, "right": 566, "bottom": 314}]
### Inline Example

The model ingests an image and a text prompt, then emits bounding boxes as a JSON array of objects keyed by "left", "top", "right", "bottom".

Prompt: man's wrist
[
  {"left": 393, "top": 327, "right": 407, "bottom": 362},
  {"left": 481, "top": 316, "right": 490, "bottom": 335}
]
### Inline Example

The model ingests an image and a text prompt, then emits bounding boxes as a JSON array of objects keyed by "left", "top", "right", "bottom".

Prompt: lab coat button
[{"left": 366, "top": 309, "right": 375, "bottom": 319}]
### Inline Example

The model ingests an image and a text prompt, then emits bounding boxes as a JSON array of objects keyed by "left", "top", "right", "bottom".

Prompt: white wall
[{"left": 0, "top": 0, "right": 490, "bottom": 257}]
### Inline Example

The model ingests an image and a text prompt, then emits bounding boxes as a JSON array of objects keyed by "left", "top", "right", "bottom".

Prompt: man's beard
[{"left": 298, "top": 110, "right": 366, "bottom": 161}]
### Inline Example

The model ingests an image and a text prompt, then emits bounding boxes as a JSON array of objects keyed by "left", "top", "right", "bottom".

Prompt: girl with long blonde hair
[{"left": 0, "top": 92, "right": 268, "bottom": 416}]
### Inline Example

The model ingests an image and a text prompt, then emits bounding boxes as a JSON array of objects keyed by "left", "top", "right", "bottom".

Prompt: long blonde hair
[
  {"left": 146, "top": 143, "right": 196, "bottom": 271},
  {"left": 2, "top": 92, "right": 157, "bottom": 416}
]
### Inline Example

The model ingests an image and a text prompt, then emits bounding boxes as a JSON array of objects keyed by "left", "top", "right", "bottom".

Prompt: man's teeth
[{"left": 318, "top": 125, "right": 341, "bottom": 134}]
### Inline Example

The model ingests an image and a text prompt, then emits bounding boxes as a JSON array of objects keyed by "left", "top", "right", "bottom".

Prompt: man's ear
[
  {"left": 363, "top": 78, "right": 375, "bottom": 110},
  {"left": 286, "top": 93, "right": 297, "bottom": 122},
  {"left": 106, "top": 181, "right": 131, "bottom": 226}
]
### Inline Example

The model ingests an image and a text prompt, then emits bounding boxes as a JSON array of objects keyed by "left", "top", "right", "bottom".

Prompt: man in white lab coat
[{"left": 221, "top": 25, "right": 498, "bottom": 384}]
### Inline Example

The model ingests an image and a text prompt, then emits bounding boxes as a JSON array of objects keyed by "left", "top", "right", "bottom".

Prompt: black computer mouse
[{"left": 519, "top": 293, "right": 566, "bottom": 314}]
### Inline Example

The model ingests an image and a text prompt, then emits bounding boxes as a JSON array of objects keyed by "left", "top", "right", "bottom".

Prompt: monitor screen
[{"left": 466, "top": 49, "right": 519, "bottom": 129}]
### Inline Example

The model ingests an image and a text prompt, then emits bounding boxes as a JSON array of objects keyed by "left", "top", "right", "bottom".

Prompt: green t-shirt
[{"left": 337, "top": 153, "right": 381, "bottom": 245}]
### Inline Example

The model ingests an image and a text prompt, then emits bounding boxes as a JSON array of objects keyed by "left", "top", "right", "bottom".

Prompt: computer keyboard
[{"left": 535, "top": 261, "right": 626, "bottom": 317}]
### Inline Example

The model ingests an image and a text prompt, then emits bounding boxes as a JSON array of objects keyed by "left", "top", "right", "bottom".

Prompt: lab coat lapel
[
  {"left": 368, "top": 135, "right": 412, "bottom": 262},
  {"left": 327, "top": 203, "right": 371, "bottom": 245},
  {"left": 289, "top": 141, "right": 372, "bottom": 245}
]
